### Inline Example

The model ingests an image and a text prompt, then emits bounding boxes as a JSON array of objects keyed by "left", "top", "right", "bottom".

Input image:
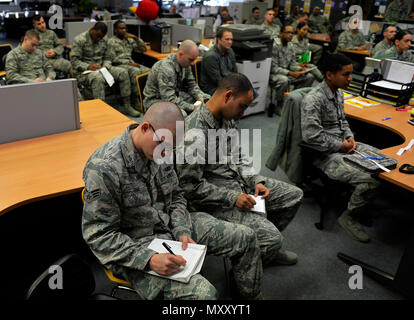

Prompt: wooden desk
[
  {"left": 340, "top": 49, "right": 371, "bottom": 57},
  {"left": 309, "top": 33, "right": 331, "bottom": 43},
  {"left": 342, "top": 101, "right": 414, "bottom": 299},
  {"left": 345, "top": 102, "right": 414, "bottom": 192},
  {"left": 144, "top": 38, "right": 213, "bottom": 61},
  {"left": 0, "top": 99, "right": 135, "bottom": 216}
]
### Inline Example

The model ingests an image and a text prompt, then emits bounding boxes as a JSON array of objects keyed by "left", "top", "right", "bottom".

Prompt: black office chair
[
  {"left": 0, "top": 44, "right": 13, "bottom": 84},
  {"left": 25, "top": 253, "right": 116, "bottom": 300}
]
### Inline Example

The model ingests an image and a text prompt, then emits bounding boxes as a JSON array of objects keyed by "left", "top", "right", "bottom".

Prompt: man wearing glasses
[
  {"left": 82, "top": 101, "right": 264, "bottom": 300},
  {"left": 269, "top": 25, "right": 316, "bottom": 116},
  {"left": 143, "top": 40, "right": 210, "bottom": 117},
  {"left": 177, "top": 74, "right": 303, "bottom": 277}
]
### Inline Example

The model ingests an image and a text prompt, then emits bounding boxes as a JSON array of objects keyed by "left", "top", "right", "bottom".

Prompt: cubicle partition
[
  {"left": 0, "top": 79, "right": 80, "bottom": 144},
  {"left": 64, "top": 21, "right": 114, "bottom": 45}
]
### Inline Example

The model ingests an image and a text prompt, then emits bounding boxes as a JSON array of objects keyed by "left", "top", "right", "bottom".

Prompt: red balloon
[{"left": 135, "top": 0, "right": 159, "bottom": 21}]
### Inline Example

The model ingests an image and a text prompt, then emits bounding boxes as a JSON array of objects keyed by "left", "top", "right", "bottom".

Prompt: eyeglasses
[{"left": 149, "top": 123, "right": 176, "bottom": 152}]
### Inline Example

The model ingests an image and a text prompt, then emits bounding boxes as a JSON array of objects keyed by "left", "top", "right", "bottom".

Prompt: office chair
[
  {"left": 25, "top": 253, "right": 116, "bottom": 300},
  {"left": 136, "top": 71, "right": 150, "bottom": 114},
  {"left": 80, "top": 189, "right": 143, "bottom": 299},
  {"left": 192, "top": 58, "right": 202, "bottom": 84},
  {"left": 0, "top": 44, "right": 13, "bottom": 83},
  {"left": 266, "top": 88, "right": 351, "bottom": 230}
]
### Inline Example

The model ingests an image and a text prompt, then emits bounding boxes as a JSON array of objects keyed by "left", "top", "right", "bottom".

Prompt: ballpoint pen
[
  {"left": 381, "top": 116, "right": 392, "bottom": 121},
  {"left": 162, "top": 242, "right": 176, "bottom": 255}
]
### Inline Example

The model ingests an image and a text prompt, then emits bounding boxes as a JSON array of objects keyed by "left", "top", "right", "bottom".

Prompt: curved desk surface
[
  {"left": 0, "top": 100, "right": 135, "bottom": 216},
  {"left": 344, "top": 102, "right": 414, "bottom": 192}
]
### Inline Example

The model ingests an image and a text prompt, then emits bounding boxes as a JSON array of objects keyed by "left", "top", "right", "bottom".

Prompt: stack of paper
[{"left": 345, "top": 96, "right": 380, "bottom": 108}]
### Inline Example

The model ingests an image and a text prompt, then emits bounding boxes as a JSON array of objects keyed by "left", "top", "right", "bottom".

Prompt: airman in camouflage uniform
[
  {"left": 245, "top": 7, "right": 264, "bottom": 25},
  {"left": 371, "top": 25, "right": 397, "bottom": 57},
  {"left": 291, "top": 23, "right": 323, "bottom": 81},
  {"left": 301, "top": 54, "right": 381, "bottom": 243},
  {"left": 82, "top": 101, "right": 264, "bottom": 300},
  {"left": 32, "top": 15, "right": 72, "bottom": 74},
  {"left": 262, "top": 8, "right": 280, "bottom": 40},
  {"left": 70, "top": 22, "right": 135, "bottom": 115},
  {"left": 372, "top": 40, "right": 394, "bottom": 57},
  {"left": 6, "top": 30, "right": 55, "bottom": 84},
  {"left": 270, "top": 25, "right": 316, "bottom": 115},
  {"left": 384, "top": 0, "right": 408, "bottom": 22},
  {"left": 177, "top": 73, "right": 303, "bottom": 269},
  {"left": 336, "top": 29, "right": 366, "bottom": 51},
  {"left": 108, "top": 20, "right": 151, "bottom": 114},
  {"left": 143, "top": 40, "right": 210, "bottom": 117},
  {"left": 373, "top": 30, "right": 414, "bottom": 62},
  {"left": 308, "top": 6, "right": 329, "bottom": 33}
]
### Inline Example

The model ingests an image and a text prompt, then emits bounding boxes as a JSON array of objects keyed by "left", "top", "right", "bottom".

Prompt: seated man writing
[
  {"left": 82, "top": 101, "right": 264, "bottom": 300},
  {"left": 301, "top": 54, "right": 381, "bottom": 243},
  {"left": 143, "top": 40, "right": 210, "bottom": 117},
  {"left": 6, "top": 30, "right": 55, "bottom": 84},
  {"left": 177, "top": 73, "right": 304, "bottom": 270}
]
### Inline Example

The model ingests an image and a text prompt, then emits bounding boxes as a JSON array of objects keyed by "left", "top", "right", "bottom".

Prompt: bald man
[
  {"left": 82, "top": 101, "right": 264, "bottom": 300},
  {"left": 143, "top": 40, "right": 210, "bottom": 117}
]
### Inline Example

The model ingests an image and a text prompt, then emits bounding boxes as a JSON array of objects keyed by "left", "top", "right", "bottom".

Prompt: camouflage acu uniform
[
  {"left": 262, "top": 22, "right": 281, "bottom": 40},
  {"left": 82, "top": 124, "right": 263, "bottom": 299},
  {"left": 108, "top": 36, "right": 150, "bottom": 108},
  {"left": 35, "top": 29, "right": 72, "bottom": 74},
  {"left": 176, "top": 104, "right": 303, "bottom": 266},
  {"left": 371, "top": 40, "right": 394, "bottom": 57},
  {"left": 70, "top": 31, "right": 131, "bottom": 102},
  {"left": 309, "top": 14, "right": 328, "bottom": 33},
  {"left": 143, "top": 53, "right": 210, "bottom": 117},
  {"left": 270, "top": 37, "right": 316, "bottom": 104},
  {"left": 373, "top": 45, "right": 414, "bottom": 63},
  {"left": 245, "top": 16, "right": 264, "bottom": 25},
  {"left": 384, "top": 0, "right": 408, "bottom": 22},
  {"left": 291, "top": 35, "right": 323, "bottom": 81},
  {"left": 5, "top": 46, "right": 55, "bottom": 84},
  {"left": 336, "top": 29, "right": 366, "bottom": 51},
  {"left": 301, "top": 82, "right": 381, "bottom": 211}
]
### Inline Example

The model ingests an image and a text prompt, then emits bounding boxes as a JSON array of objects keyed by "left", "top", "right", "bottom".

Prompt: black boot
[{"left": 267, "top": 103, "right": 275, "bottom": 117}]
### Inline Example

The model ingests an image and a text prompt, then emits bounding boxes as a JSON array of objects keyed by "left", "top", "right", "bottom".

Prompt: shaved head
[
  {"left": 143, "top": 101, "right": 184, "bottom": 131},
  {"left": 178, "top": 40, "right": 198, "bottom": 53}
]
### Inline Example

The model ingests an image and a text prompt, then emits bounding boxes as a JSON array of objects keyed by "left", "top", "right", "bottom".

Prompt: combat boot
[
  {"left": 122, "top": 98, "right": 140, "bottom": 117},
  {"left": 338, "top": 209, "right": 370, "bottom": 243}
]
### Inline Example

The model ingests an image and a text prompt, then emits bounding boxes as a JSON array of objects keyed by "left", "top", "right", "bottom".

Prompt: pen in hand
[{"left": 162, "top": 242, "right": 176, "bottom": 255}]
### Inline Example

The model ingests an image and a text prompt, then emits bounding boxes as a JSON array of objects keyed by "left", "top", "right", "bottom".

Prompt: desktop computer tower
[{"left": 149, "top": 22, "right": 172, "bottom": 53}]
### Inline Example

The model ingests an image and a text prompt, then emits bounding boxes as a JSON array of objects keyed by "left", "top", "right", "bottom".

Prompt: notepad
[
  {"left": 249, "top": 195, "right": 266, "bottom": 214},
  {"left": 345, "top": 97, "right": 380, "bottom": 108},
  {"left": 83, "top": 67, "right": 115, "bottom": 87},
  {"left": 298, "top": 51, "right": 312, "bottom": 64},
  {"left": 146, "top": 239, "right": 207, "bottom": 283}
]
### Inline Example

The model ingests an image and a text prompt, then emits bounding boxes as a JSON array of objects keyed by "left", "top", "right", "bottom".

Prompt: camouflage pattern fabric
[
  {"left": 70, "top": 31, "right": 131, "bottom": 100},
  {"left": 371, "top": 40, "right": 393, "bottom": 57},
  {"left": 291, "top": 35, "right": 323, "bottom": 80},
  {"left": 5, "top": 46, "right": 55, "bottom": 83},
  {"left": 373, "top": 45, "right": 414, "bottom": 63},
  {"left": 384, "top": 0, "right": 408, "bottom": 22},
  {"left": 82, "top": 124, "right": 262, "bottom": 299},
  {"left": 245, "top": 16, "right": 264, "bottom": 25},
  {"left": 176, "top": 103, "right": 303, "bottom": 265},
  {"left": 270, "top": 38, "right": 316, "bottom": 102},
  {"left": 301, "top": 82, "right": 381, "bottom": 210},
  {"left": 143, "top": 53, "right": 210, "bottom": 116},
  {"left": 262, "top": 22, "right": 281, "bottom": 40},
  {"left": 108, "top": 36, "right": 150, "bottom": 107},
  {"left": 35, "top": 29, "right": 72, "bottom": 73},
  {"left": 309, "top": 15, "right": 328, "bottom": 33},
  {"left": 336, "top": 30, "right": 366, "bottom": 51}
]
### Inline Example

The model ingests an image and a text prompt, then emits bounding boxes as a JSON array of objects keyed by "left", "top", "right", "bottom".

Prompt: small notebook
[
  {"left": 344, "top": 149, "right": 398, "bottom": 174},
  {"left": 146, "top": 239, "right": 207, "bottom": 283},
  {"left": 250, "top": 195, "right": 266, "bottom": 214}
]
